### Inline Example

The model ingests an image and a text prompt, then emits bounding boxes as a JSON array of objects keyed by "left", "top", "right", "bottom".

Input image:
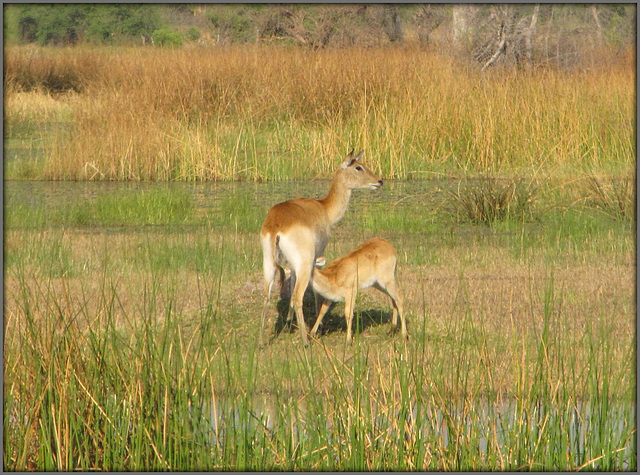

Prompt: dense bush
[
  {"left": 6, "top": 4, "right": 164, "bottom": 45},
  {"left": 152, "top": 28, "right": 184, "bottom": 48},
  {"left": 186, "top": 26, "right": 201, "bottom": 42}
]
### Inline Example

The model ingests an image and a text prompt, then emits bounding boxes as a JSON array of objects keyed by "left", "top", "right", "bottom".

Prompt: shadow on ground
[{"left": 271, "top": 283, "right": 394, "bottom": 340}]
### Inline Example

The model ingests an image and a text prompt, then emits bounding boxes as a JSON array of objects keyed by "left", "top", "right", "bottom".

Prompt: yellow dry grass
[{"left": 4, "top": 45, "right": 635, "bottom": 181}]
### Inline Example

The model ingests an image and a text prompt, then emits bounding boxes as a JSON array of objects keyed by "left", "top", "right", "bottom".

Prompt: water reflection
[{"left": 206, "top": 393, "right": 635, "bottom": 470}]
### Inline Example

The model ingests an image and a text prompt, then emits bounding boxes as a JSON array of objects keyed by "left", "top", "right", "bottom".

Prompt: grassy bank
[
  {"left": 3, "top": 178, "right": 635, "bottom": 470},
  {"left": 4, "top": 45, "right": 635, "bottom": 181}
]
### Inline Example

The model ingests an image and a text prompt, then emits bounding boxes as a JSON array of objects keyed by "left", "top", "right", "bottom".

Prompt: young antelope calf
[{"left": 310, "top": 237, "right": 407, "bottom": 343}]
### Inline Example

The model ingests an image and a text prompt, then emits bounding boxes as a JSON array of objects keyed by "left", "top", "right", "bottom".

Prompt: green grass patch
[
  {"left": 69, "top": 187, "right": 195, "bottom": 227},
  {"left": 5, "top": 187, "right": 196, "bottom": 230},
  {"left": 204, "top": 189, "right": 266, "bottom": 234}
]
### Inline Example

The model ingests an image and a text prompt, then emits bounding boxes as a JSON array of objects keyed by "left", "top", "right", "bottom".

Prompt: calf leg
[
  {"left": 311, "top": 298, "right": 332, "bottom": 337},
  {"left": 382, "top": 280, "right": 407, "bottom": 340},
  {"left": 344, "top": 288, "right": 357, "bottom": 344}
]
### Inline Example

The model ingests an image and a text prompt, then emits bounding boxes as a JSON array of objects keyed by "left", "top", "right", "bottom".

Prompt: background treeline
[{"left": 4, "top": 3, "right": 635, "bottom": 69}]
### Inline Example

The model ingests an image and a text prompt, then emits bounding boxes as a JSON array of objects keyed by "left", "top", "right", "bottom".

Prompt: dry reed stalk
[{"left": 4, "top": 45, "right": 635, "bottom": 181}]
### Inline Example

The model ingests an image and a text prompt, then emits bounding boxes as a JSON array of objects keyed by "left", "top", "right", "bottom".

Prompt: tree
[
  {"left": 452, "top": 4, "right": 478, "bottom": 52},
  {"left": 18, "top": 4, "right": 90, "bottom": 45},
  {"left": 8, "top": 4, "right": 164, "bottom": 46},
  {"left": 3, "top": 2, "right": 634, "bottom": 64},
  {"left": 415, "top": 4, "right": 447, "bottom": 47},
  {"left": 381, "top": 5, "right": 403, "bottom": 43}
]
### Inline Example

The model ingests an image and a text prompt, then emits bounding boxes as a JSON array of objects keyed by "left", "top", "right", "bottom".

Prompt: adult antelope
[
  {"left": 310, "top": 237, "right": 407, "bottom": 344},
  {"left": 260, "top": 150, "right": 382, "bottom": 347}
]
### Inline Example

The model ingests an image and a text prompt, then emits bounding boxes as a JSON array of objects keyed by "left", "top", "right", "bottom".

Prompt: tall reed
[
  {"left": 4, "top": 45, "right": 635, "bottom": 181},
  {"left": 4, "top": 246, "right": 635, "bottom": 470}
]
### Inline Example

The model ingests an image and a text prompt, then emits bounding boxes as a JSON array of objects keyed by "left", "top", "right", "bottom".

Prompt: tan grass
[
  {"left": 5, "top": 91, "right": 73, "bottom": 121},
  {"left": 4, "top": 45, "right": 635, "bottom": 181}
]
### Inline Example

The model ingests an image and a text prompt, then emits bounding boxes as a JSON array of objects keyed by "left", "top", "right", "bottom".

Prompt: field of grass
[
  {"left": 4, "top": 44, "right": 635, "bottom": 181},
  {"left": 3, "top": 43, "right": 636, "bottom": 470},
  {"left": 4, "top": 175, "right": 636, "bottom": 470}
]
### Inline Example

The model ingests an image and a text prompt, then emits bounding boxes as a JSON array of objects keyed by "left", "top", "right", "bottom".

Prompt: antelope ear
[
  {"left": 353, "top": 150, "right": 364, "bottom": 161},
  {"left": 340, "top": 149, "right": 361, "bottom": 169},
  {"left": 315, "top": 256, "right": 326, "bottom": 267},
  {"left": 341, "top": 158, "right": 356, "bottom": 169}
]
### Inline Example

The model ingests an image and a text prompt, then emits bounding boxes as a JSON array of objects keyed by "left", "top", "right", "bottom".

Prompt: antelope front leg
[{"left": 290, "top": 268, "right": 311, "bottom": 347}]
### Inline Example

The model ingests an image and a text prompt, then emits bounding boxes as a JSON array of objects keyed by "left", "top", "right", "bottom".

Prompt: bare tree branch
[{"left": 481, "top": 21, "right": 507, "bottom": 71}]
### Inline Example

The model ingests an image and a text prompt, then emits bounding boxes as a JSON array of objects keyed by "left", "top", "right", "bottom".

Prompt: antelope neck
[{"left": 321, "top": 179, "right": 352, "bottom": 225}]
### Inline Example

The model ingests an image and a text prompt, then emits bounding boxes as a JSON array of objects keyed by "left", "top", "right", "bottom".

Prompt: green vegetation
[
  {"left": 5, "top": 187, "right": 195, "bottom": 230},
  {"left": 152, "top": 28, "right": 183, "bottom": 48},
  {"left": 4, "top": 4, "right": 165, "bottom": 46},
  {"left": 4, "top": 178, "right": 635, "bottom": 470},
  {"left": 4, "top": 4, "right": 635, "bottom": 58}
]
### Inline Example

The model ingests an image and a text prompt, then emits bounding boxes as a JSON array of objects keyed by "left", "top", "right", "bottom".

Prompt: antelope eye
[{"left": 355, "top": 165, "right": 363, "bottom": 171}]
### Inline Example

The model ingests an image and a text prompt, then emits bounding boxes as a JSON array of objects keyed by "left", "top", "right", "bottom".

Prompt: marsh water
[
  {"left": 4, "top": 177, "right": 542, "bottom": 238},
  {"left": 4, "top": 178, "right": 443, "bottom": 212},
  {"left": 208, "top": 394, "right": 635, "bottom": 470}
]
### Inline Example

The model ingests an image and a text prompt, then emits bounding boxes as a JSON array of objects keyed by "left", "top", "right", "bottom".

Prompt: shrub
[
  {"left": 186, "top": 26, "right": 201, "bottom": 42},
  {"left": 152, "top": 27, "right": 183, "bottom": 47},
  {"left": 584, "top": 176, "right": 635, "bottom": 221},
  {"left": 446, "top": 177, "right": 539, "bottom": 225}
]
